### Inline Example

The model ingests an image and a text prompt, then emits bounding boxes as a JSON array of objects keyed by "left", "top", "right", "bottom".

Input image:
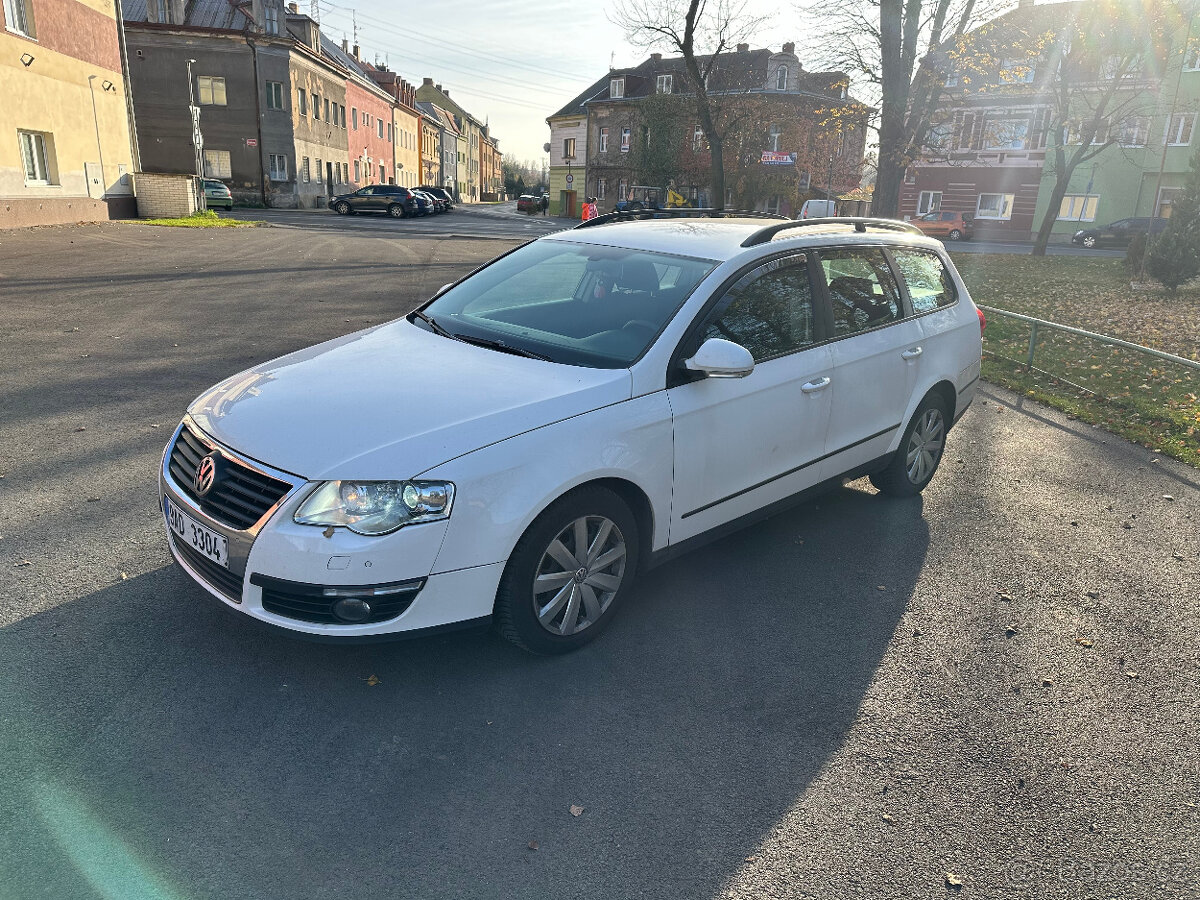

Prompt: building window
[
  {"left": 354, "top": 159, "right": 361, "bottom": 182},
  {"left": 152, "top": 0, "right": 169, "bottom": 23},
  {"left": 387, "top": 122, "right": 392, "bottom": 142},
  {"left": 917, "top": 190, "right": 942, "bottom": 215},
  {"left": 1118, "top": 116, "right": 1150, "bottom": 147},
  {"left": 776, "top": 65, "right": 788, "bottom": 91},
  {"left": 202, "top": 149, "right": 231, "bottom": 178},
  {"left": 943, "top": 69, "right": 958, "bottom": 88},
  {"left": 618, "top": 178, "right": 627, "bottom": 200},
  {"left": 954, "top": 111, "right": 977, "bottom": 150},
  {"left": 312, "top": 95, "right": 320, "bottom": 120},
  {"left": 340, "top": 105, "right": 346, "bottom": 129},
  {"left": 302, "top": 157, "right": 310, "bottom": 183},
  {"left": 269, "top": 154, "right": 288, "bottom": 181},
  {"left": 312, "top": 158, "right": 321, "bottom": 183},
  {"left": 656, "top": 74, "right": 672, "bottom": 94},
  {"left": 563, "top": 137, "right": 576, "bottom": 159},
  {"left": 4, "top": 0, "right": 35, "bottom": 36},
  {"left": 610, "top": 77, "right": 625, "bottom": 98},
  {"left": 18, "top": 130, "right": 53, "bottom": 184},
  {"left": 378, "top": 119, "right": 384, "bottom": 139},
  {"left": 380, "top": 164, "right": 386, "bottom": 182},
  {"left": 351, "top": 108, "right": 357, "bottom": 129},
  {"left": 297, "top": 88, "right": 307, "bottom": 116},
  {"left": 599, "top": 127, "right": 608, "bottom": 152},
  {"left": 1058, "top": 195, "right": 1099, "bottom": 222},
  {"left": 324, "top": 98, "right": 331, "bottom": 121},
  {"left": 768, "top": 124, "right": 782, "bottom": 152},
  {"left": 976, "top": 193, "right": 1014, "bottom": 220},
  {"left": 597, "top": 177, "right": 606, "bottom": 200},
  {"left": 620, "top": 127, "right": 630, "bottom": 152},
  {"left": 1157, "top": 186, "right": 1182, "bottom": 217},
  {"left": 1166, "top": 113, "right": 1196, "bottom": 146},
  {"left": 197, "top": 76, "right": 227, "bottom": 106},
  {"left": 266, "top": 81, "right": 284, "bottom": 110},
  {"left": 983, "top": 117, "right": 1028, "bottom": 150},
  {"left": 999, "top": 59, "right": 1035, "bottom": 84},
  {"left": 798, "top": 170, "right": 811, "bottom": 190},
  {"left": 1185, "top": 38, "right": 1200, "bottom": 71},
  {"left": 693, "top": 125, "right": 703, "bottom": 151},
  {"left": 264, "top": 4, "right": 279, "bottom": 34}
]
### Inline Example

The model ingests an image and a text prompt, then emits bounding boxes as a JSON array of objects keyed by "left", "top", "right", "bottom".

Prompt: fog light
[{"left": 332, "top": 597, "right": 372, "bottom": 623}]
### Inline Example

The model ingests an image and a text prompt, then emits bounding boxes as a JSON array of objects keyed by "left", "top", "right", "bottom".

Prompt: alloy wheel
[
  {"left": 532, "top": 515, "right": 627, "bottom": 636},
  {"left": 905, "top": 407, "right": 945, "bottom": 484}
]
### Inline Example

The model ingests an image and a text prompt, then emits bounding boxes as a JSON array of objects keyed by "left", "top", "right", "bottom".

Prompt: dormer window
[
  {"left": 610, "top": 77, "right": 625, "bottom": 98},
  {"left": 775, "top": 66, "right": 788, "bottom": 90},
  {"left": 768, "top": 124, "right": 782, "bottom": 152},
  {"left": 656, "top": 74, "right": 673, "bottom": 94},
  {"left": 264, "top": 4, "right": 279, "bottom": 34}
]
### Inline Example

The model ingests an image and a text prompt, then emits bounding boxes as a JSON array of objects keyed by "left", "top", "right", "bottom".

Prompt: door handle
[
  {"left": 801, "top": 376, "right": 831, "bottom": 393},
  {"left": 901, "top": 347, "right": 924, "bottom": 360}
]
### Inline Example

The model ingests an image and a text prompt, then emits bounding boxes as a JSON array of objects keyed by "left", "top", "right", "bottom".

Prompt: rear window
[{"left": 891, "top": 249, "right": 958, "bottom": 314}]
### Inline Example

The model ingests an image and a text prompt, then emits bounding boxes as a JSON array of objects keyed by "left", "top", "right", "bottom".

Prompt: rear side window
[
  {"left": 704, "top": 254, "right": 814, "bottom": 361},
  {"left": 818, "top": 249, "right": 902, "bottom": 336},
  {"left": 892, "top": 249, "right": 957, "bottom": 314}
]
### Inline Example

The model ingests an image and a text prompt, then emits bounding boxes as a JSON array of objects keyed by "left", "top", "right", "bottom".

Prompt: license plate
[{"left": 165, "top": 497, "right": 228, "bottom": 567}]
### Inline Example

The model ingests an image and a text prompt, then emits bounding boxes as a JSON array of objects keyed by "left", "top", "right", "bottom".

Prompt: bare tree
[
  {"left": 612, "top": 0, "right": 765, "bottom": 209},
  {"left": 1028, "top": 1, "right": 1178, "bottom": 255},
  {"left": 802, "top": 0, "right": 1000, "bottom": 216}
]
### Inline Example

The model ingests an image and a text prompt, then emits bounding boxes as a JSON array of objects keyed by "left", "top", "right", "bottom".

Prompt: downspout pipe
[
  {"left": 247, "top": 35, "right": 269, "bottom": 206},
  {"left": 113, "top": 0, "right": 141, "bottom": 172}
]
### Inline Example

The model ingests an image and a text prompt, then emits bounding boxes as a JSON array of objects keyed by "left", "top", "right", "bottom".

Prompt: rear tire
[
  {"left": 388, "top": 203, "right": 405, "bottom": 218},
  {"left": 948, "top": 229, "right": 962, "bottom": 241},
  {"left": 870, "top": 395, "right": 949, "bottom": 497},
  {"left": 495, "top": 487, "right": 640, "bottom": 655}
]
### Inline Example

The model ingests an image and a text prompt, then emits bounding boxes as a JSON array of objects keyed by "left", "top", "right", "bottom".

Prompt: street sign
[
  {"left": 246, "top": 138, "right": 258, "bottom": 147},
  {"left": 565, "top": 174, "right": 574, "bottom": 185}
]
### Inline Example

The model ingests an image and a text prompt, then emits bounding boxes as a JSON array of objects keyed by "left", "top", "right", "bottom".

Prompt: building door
[
  {"left": 326, "top": 161, "right": 334, "bottom": 189},
  {"left": 561, "top": 190, "right": 576, "bottom": 218}
]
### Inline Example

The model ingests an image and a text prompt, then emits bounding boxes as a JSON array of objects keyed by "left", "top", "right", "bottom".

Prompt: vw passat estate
[{"left": 161, "top": 214, "right": 984, "bottom": 653}]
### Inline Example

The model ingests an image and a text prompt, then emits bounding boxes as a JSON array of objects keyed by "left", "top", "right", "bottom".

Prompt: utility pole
[{"left": 186, "top": 58, "right": 206, "bottom": 210}]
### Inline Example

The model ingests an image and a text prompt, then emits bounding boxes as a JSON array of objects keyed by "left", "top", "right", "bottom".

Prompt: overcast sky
[{"left": 312, "top": 0, "right": 812, "bottom": 164}]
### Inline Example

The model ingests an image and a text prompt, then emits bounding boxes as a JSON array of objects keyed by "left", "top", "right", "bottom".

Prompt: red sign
[{"left": 246, "top": 138, "right": 258, "bottom": 147}]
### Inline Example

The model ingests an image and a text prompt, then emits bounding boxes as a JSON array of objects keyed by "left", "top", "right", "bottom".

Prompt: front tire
[
  {"left": 334, "top": 201, "right": 351, "bottom": 215},
  {"left": 947, "top": 228, "right": 962, "bottom": 241},
  {"left": 496, "top": 487, "right": 640, "bottom": 654},
  {"left": 1081, "top": 235, "right": 1097, "bottom": 249},
  {"left": 870, "top": 395, "right": 949, "bottom": 497}
]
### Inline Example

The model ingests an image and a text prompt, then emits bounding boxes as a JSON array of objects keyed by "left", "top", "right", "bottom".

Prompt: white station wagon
[{"left": 161, "top": 214, "right": 983, "bottom": 653}]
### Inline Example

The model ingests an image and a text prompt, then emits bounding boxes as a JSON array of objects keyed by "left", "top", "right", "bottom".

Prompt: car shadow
[{"left": 0, "top": 482, "right": 927, "bottom": 899}]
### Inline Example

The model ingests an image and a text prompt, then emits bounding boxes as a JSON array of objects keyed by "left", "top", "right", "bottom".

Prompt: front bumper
[{"left": 160, "top": 419, "right": 502, "bottom": 638}]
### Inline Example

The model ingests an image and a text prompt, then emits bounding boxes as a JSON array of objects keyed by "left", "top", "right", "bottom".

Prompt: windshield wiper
[
  {"left": 409, "top": 309, "right": 453, "bottom": 338},
  {"left": 450, "top": 333, "right": 552, "bottom": 361}
]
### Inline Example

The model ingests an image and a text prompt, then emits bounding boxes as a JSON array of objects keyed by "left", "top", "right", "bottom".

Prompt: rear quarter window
[{"left": 892, "top": 249, "right": 958, "bottom": 315}]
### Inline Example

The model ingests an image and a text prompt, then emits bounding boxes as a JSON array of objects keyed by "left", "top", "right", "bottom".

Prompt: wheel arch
[{"left": 925, "top": 379, "right": 957, "bottom": 424}]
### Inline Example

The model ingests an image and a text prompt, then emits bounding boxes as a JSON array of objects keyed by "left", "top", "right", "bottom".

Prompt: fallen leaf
[
  {"left": 528, "top": 841, "right": 539, "bottom": 851},
  {"left": 1123, "top": 671, "right": 1139, "bottom": 679},
  {"left": 881, "top": 813, "right": 895, "bottom": 823},
  {"left": 997, "top": 592, "right": 1015, "bottom": 602},
  {"left": 1042, "top": 677, "right": 1053, "bottom": 687},
  {"left": 13, "top": 560, "right": 31, "bottom": 568},
  {"left": 569, "top": 805, "right": 584, "bottom": 817},
  {"left": 1173, "top": 553, "right": 1186, "bottom": 561},
  {"left": 877, "top": 585, "right": 887, "bottom": 591},
  {"left": 1075, "top": 638, "right": 1093, "bottom": 648},
  {"left": 366, "top": 674, "right": 380, "bottom": 686},
  {"left": 1086, "top": 590, "right": 1100, "bottom": 599},
  {"left": 945, "top": 872, "right": 963, "bottom": 888},
  {"left": 1162, "top": 494, "right": 1175, "bottom": 501},
  {"left": 119, "top": 571, "right": 128, "bottom": 580},
  {"left": 74, "top": 426, "right": 87, "bottom": 432},
  {"left": 150, "top": 424, "right": 160, "bottom": 429},
  {"left": 1005, "top": 625, "right": 1019, "bottom": 637},
  {"left": 322, "top": 526, "right": 335, "bottom": 539},
  {"left": 744, "top": 855, "right": 759, "bottom": 863}
]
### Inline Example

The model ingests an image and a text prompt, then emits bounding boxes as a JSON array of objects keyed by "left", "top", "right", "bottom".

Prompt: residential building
[
  {"left": 900, "top": 0, "right": 1197, "bottom": 241},
  {"left": 3, "top": 0, "right": 138, "bottom": 226},
  {"left": 332, "top": 42, "right": 394, "bottom": 188},
  {"left": 285, "top": 10, "right": 349, "bottom": 206},
  {"left": 480, "top": 129, "right": 502, "bottom": 200},
  {"left": 558, "top": 44, "right": 867, "bottom": 217},
  {"left": 365, "top": 62, "right": 421, "bottom": 188},
  {"left": 124, "top": 0, "right": 293, "bottom": 207},
  {"left": 417, "top": 109, "right": 441, "bottom": 187},
  {"left": 547, "top": 74, "right": 608, "bottom": 216},
  {"left": 415, "top": 78, "right": 486, "bottom": 200},
  {"left": 417, "top": 101, "right": 460, "bottom": 196}
]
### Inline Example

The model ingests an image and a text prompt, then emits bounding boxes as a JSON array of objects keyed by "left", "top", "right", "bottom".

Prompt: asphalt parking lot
[{"left": 0, "top": 218, "right": 1197, "bottom": 900}]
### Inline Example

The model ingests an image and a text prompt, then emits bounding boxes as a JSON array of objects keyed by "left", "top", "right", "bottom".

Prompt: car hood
[{"left": 188, "top": 320, "right": 632, "bottom": 480}]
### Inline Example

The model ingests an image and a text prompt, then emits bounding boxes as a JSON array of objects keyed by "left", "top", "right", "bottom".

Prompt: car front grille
[
  {"left": 171, "top": 534, "right": 244, "bottom": 602},
  {"left": 250, "top": 573, "right": 422, "bottom": 625},
  {"left": 168, "top": 425, "right": 292, "bottom": 530}
]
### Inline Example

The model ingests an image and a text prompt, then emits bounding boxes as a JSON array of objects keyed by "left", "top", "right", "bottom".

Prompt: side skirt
[{"left": 646, "top": 454, "right": 891, "bottom": 571}]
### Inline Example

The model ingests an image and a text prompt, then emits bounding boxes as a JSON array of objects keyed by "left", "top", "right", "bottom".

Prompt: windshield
[{"left": 416, "top": 240, "right": 717, "bottom": 368}]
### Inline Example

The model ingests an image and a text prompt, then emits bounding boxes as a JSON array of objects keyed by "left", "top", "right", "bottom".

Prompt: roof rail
[
  {"left": 740, "top": 217, "right": 924, "bottom": 247},
  {"left": 575, "top": 208, "right": 789, "bottom": 230}
]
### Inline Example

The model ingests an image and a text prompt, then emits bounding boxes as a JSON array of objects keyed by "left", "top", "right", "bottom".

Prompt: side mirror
[{"left": 684, "top": 338, "right": 755, "bottom": 379}]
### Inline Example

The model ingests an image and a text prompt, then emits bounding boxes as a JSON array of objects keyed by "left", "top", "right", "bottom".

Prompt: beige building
[
  {"left": 287, "top": 13, "right": 349, "bottom": 207},
  {"left": 2, "top": 0, "right": 137, "bottom": 226}
]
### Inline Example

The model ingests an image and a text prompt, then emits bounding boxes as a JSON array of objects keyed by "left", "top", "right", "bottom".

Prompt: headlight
[{"left": 294, "top": 480, "right": 454, "bottom": 535}]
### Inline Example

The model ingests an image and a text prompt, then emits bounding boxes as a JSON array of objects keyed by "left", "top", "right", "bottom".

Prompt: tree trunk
[
  {"left": 709, "top": 136, "right": 725, "bottom": 210},
  {"left": 874, "top": 0, "right": 907, "bottom": 218},
  {"left": 1031, "top": 147, "right": 1072, "bottom": 256}
]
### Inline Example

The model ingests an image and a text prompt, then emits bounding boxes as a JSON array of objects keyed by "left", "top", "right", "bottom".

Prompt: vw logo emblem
[{"left": 194, "top": 454, "right": 218, "bottom": 496}]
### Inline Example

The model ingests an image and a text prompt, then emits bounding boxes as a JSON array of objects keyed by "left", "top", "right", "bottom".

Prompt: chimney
[
  {"left": 651, "top": 52, "right": 662, "bottom": 61},
  {"left": 287, "top": 2, "right": 298, "bottom": 12},
  {"left": 423, "top": 77, "right": 434, "bottom": 85},
  {"left": 443, "top": 88, "right": 449, "bottom": 97},
  {"left": 435, "top": 83, "right": 442, "bottom": 92},
  {"left": 341, "top": 37, "right": 349, "bottom": 53},
  {"left": 352, "top": 43, "right": 360, "bottom": 60},
  {"left": 782, "top": 42, "right": 795, "bottom": 54},
  {"left": 736, "top": 43, "right": 749, "bottom": 52}
]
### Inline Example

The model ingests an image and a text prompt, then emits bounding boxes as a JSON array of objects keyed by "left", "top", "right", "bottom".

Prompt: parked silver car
[{"left": 203, "top": 179, "right": 233, "bottom": 210}]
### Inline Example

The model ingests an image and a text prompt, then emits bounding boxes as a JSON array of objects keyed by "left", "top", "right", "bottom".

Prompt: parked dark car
[
  {"left": 1071, "top": 217, "right": 1169, "bottom": 249},
  {"left": 203, "top": 179, "right": 233, "bottom": 210},
  {"left": 331, "top": 185, "right": 418, "bottom": 218},
  {"left": 418, "top": 185, "right": 455, "bottom": 209},
  {"left": 517, "top": 194, "right": 539, "bottom": 213},
  {"left": 413, "top": 189, "right": 444, "bottom": 214},
  {"left": 614, "top": 198, "right": 661, "bottom": 213},
  {"left": 409, "top": 190, "right": 436, "bottom": 216}
]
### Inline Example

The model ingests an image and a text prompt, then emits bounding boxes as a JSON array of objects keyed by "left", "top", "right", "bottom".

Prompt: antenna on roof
[
  {"left": 352, "top": 10, "right": 358, "bottom": 44},
  {"left": 309, "top": 0, "right": 319, "bottom": 24},
  {"left": 610, "top": 50, "right": 615, "bottom": 69}
]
